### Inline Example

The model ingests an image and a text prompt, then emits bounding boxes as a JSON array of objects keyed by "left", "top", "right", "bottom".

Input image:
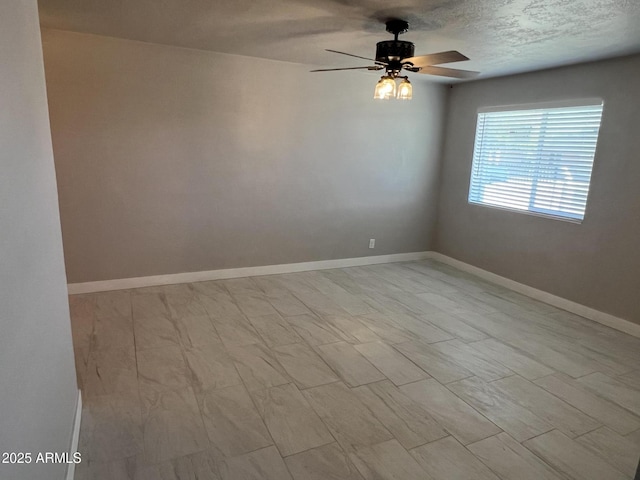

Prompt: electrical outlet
[{"left": 369, "top": 239, "right": 375, "bottom": 249}]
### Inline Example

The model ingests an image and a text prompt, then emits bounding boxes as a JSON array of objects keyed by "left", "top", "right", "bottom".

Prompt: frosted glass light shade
[
  {"left": 397, "top": 78, "right": 412, "bottom": 100},
  {"left": 374, "top": 76, "right": 396, "bottom": 100}
]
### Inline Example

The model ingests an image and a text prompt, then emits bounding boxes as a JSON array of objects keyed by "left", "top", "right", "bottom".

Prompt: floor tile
[
  {"left": 324, "top": 291, "right": 376, "bottom": 317},
  {"left": 91, "top": 315, "right": 135, "bottom": 352},
  {"left": 355, "top": 312, "right": 417, "bottom": 344},
  {"left": 198, "top": 384, "right": 272, "bottom": 458},
  {"left": 219, "top": 446, "right": 292, "bottom": 480},
  {"left": 296, "top": 271, "right": 354, "bottom": 296},
  {"left": 490, "top": 311, "right": 612, "bottom": 377},
  {"left": 252, "top": 276, "right": 294, "bottom": 297},
  {"left": 198, "top": 294, "right": 245, "bottom": 320},
  {"left": 80, "top": 345, "right": 138, "bottom": 397},
  {"left": 265, "top": 293, "right": 312, "bottom": 316},
  {"left": 396, "top": 313, "right": 456, "bottom": 343},
  {"left": 219, "top": 278, "right": 262, "bottom": 296},
  {"left": 93, "top": 290, "right": 133, "bottom": 321},
  {"left": 497, "top": 290, "right": 558, "bottom": 314},
  {"left": 534, "top": 372, "right": 640, "bottom": 435},
  {"left": 227, "top": 342, "right": 291, "bottom": 391},
  {"left": 285, "top": 443, "right": 364, "bottom": 480},
  {"left": 79, "top": 391, "right": 143, "bottom": 464},
  {"left": 352, "top": 380, "right": 448, "bottom": 449},
  {"left": 284, "top": 314, "right": 343, "bottom": 346},
  {"left": 420, "top": 311, "right": 488, "bottom": 343},
  {"left": 626, "top": 428, "right": 640, "bottom": 447},
  {"left": 366, "top": 311, "right": 453, "bottom": 344},
  {"left": 316, "top": 341, "right": 385, "bottom": 387},
  {"left": 210, "top": 314, "right": 262, "bottom": 348},
  {"left": 616, "top": 369, "right": 640, "bottom": 390},
  {"left": 321, "top": 314, "right": 381, "bottom": 344},
  {"left": 164, "top": 289, "right": 208, "bottom": 319},
  {"left": 492, "top": 375, "right": 601, "bottom": 437},
  {"left": 394, "top": 264, "right": 461, "bottom": 294},
  {"left": 132, "top": 292, "right": 170, "bottom": 320},
  {"left": 381, "top": 291, "right": 444, "bottom": 315},
  {"left": 139, "top": 383, "right": 209, "bottom": 463},
  {"left": 447, "top": 376, "right": 552, "bottom": 442},
  {"left": 175, "top": 315, "right": 220, "bottom": 348},
  {"left": 272, "top": 273, "right": 318, "bottom": 296},
  {"left": 400, "top": 379, "right": 501, "bottom": 445},
  {"left": 429, "top": 339, "right": 514, "bottom": 381},
  {"left": 576, "top": 426, "right": 640, "bottom": 477},
  {"left": 272, "top": 342, "right": 339, "bottom": 389},
  {"left": 190, "top": 280, "right": 230, "bottom": 297},
  {"left": 303, "top": 382, "right": 393, "bottom": 452},
  {"left": 233, "top": 294, "right": 279, "bottom": 317},
  {"left": 297, "top": 274, "right": 372, "bottom": 316},
  {"left": 354, "top": 341, "right": 429, "bottom": 386},
  {"left": 134, "top": 315, "right": 181, "bottom": 350},
  {"left": 467, "top": 432, "right": 563, "bottom": 480},
  {"left": 69, "top": 261, "right": 640, "bottom": 478},
  {"left": 185, "top": 450, "right": 223, "bottom": 479},
  {"left": 393, "top": 340, "right": 473, "bottom": 384},
  {"left": 348, "top": 439, "right": 430, "bottom": 480},
  {"left": 137, "top": 345, "right": 190, "bottom": 390},
  {"left": 362, "top": 265, "right": 423, "bottom": 291},
  {"left": 133, "top": 450, "right": 221, "bottom": 480},
  {"left": 293, "top": 291, "right": 349, "bottom": 316},
  {"left": 577, "top": 372, "right": 640, "bottom": 417},
  {"left": 70, "top": 294, "right": 96, "bottom": 353},
  {"left": 416, "top": 291, "right": 489, "bottom": 315},
  {"left": 469, "top": 338, "right": 554, "bottom": 380},
  {"left": 318, "top": 270, "right": 370, "bottom": 295},
  {"left": 523, "top": 429, "right": 628, "bottom": 480},
  {"left": 410, "top": 436, "right": 500, "bottom": 480},
  {"left": 455, "top": 310, "right": 595, "bottom": 378},
  {"left": 252, "top": 383, "right": 334, "bottom": 456},
  {"left": 183, "top": 342, "right": 242, "bottom": 392},
  {"left": 247, "top": 313, "right": 302, "bottom": 347},
  {"left": 73, "top": 457, "right": 135, "bottom": 480}
]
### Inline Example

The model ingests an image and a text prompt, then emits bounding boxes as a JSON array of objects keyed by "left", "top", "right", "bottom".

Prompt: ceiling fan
[{"left": 311, "top": 19, "right": 479, "bottom": 99}]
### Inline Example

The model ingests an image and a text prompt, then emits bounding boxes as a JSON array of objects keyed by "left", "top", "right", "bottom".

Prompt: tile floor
[{"left": 70, "top": 260, "right": 640, "bottom": 479}]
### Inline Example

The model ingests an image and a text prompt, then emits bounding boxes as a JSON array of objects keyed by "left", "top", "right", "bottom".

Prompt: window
[{"left": 468, "top": 100, "right": 604, "bottom": 222}]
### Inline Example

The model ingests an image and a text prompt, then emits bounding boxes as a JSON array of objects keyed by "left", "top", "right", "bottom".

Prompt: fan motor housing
[{"left": 375, "top": 40, "right": 415, "bottom": 63}]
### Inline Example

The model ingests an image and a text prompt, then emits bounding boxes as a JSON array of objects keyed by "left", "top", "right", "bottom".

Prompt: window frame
[{"left": 467, "top": 98, "right": 604, "bottom": 224}]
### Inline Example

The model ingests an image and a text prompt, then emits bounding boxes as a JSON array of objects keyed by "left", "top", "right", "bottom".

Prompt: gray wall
[
  {"left": 436, "top": 54, "right": 640, "bottom": 324},
  {"left": 0, "top": 2, "right": 78, "bottom": 479},
  {"left": 42, "top": 30, "right": 448, "bottom": 284}
]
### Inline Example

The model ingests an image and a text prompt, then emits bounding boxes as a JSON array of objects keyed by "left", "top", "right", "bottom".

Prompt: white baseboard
[
  {"left": 66, "top": 390, "right": 82, "bottom": 480},
  {"left": 429, "top": 252, "right": 640, "bottom": 339},
  {"left": 67, "top": 251, "right": 431, "bottom": 294},
  {"left": 65, "top": 250, "right": 639, "bottom": 339}
]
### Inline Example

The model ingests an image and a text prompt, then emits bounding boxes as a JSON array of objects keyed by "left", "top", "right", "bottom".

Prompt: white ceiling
[{"left": 38, "top": 0, "right": 640, "bottom": 82}]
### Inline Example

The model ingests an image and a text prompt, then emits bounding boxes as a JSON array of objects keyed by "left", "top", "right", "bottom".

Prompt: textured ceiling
[{"left": 38, "top": 0, "right": 640, "bottom": 82}]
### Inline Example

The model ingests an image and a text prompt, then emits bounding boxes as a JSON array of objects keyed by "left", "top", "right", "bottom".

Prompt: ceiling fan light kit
[
  {"left": 311, "top": 18, "right": 479, "bottom": 101},
  {"left": 374, "top": 75, "right": 412, "bottom": 100}
]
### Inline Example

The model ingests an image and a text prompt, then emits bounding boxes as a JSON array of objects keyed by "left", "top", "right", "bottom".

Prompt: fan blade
[
  {"left": 310, "top": 66, "right": 383, "bottom": 72},
  {"left": 415, "top": 65, "right": 479, "bottom": 79},
  {"left": 403, "top": 51, "right": 469, "bottom": 67},
  {"left": 326, "top": 49, "right": 387, "bottom": 65}
]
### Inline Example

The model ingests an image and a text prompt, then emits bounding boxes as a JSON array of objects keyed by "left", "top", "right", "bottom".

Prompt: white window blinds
[{"left": 468, "top": 101, "right": 604, "bottom": 221}]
